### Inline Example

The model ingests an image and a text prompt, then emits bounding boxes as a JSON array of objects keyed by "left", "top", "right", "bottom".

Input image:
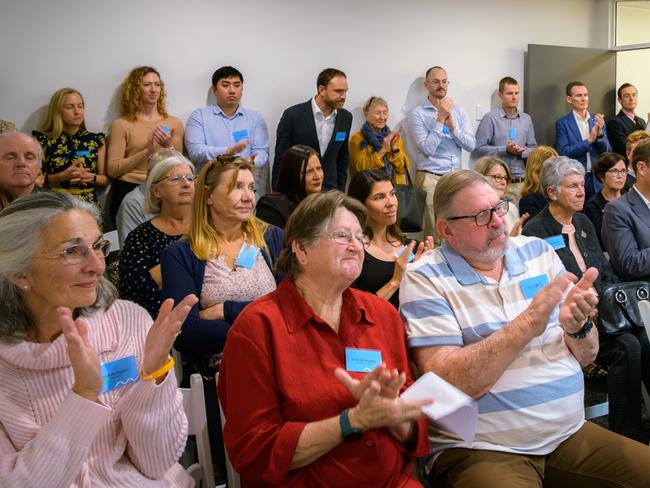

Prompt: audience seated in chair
[
  {"left": 518, "top": 145, "right": 557, "bottom": 220},
  {"left": 119, "top": 153, "right": 195, "bottom": 318},
  {"left": 523, "top": 155, "right": 650, "bottom": 442},
  {"left": 401, "top": 169, "right": 649, "bottom": 487},
  {"left": 0, "top": 132, "right": 42, "bottom": 210},
  {"left": 0, "top": 191, "right": 197, "bottom": 486},
  {"left": 256, "top": 144, "right": 322, "bottom": 229}
]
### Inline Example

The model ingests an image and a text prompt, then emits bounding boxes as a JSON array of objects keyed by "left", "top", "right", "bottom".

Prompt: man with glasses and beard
[{"left": 399, "top": 169, "right": 648, "bottom": 487}]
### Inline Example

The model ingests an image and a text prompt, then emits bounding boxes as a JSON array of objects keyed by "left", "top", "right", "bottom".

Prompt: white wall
[
  {"left": 616, "top": 48, "right": 650, "bottom": 123},
  {"left": 1, "top": 0, "right": 610, "bottom": 169}
]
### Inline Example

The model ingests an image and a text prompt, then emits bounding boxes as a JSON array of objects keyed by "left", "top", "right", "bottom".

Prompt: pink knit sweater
[{"left": 0, "top": 299, "right": 192, "bottom": 487}]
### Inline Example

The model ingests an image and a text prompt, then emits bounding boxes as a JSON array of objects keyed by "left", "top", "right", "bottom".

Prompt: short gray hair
[
  {"left": 144, "top": 154, "right": 195, "bottom": 214},
  {"left": 540, "top": 156, "right": 585, "bottom": 199},
  {"left": 0, "top": 192, "right": 116, "bottom": 343},
  {"left": 0, "top": 131, "right": 43, "bottom": 168},
  {"left": 433, "top": 170, "right": 491, "bottom": 221},
  {"left": 275, "top": 191, "right": 367, "bottom": 279}
]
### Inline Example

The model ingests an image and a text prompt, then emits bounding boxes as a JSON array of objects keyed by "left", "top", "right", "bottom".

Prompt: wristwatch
[
  {"left": 339, "top": 408, "right": 364, "bottom": 442},
  {"left": 567, "top": 317, "right": 594, "bottom": 339}
]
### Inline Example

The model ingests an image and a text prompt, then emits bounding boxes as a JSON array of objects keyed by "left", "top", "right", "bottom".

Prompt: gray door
[{"left": 525, "top": 44, "right": 617, "bottom": 148}]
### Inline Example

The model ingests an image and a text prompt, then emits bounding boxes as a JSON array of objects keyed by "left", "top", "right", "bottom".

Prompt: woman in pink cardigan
[{"left": 0, "top": 191, "right": 197, "bottom": 487}]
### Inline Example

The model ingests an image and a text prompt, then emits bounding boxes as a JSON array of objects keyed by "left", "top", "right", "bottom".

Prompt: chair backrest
[
  {"left": 215, "top": 373, "right": 241, "bottom": 488},
  {"left": 180, "top": 373, "right": 216, "bottom": 488}
]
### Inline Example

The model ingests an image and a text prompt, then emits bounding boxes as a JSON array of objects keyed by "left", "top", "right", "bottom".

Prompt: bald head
[{"left": 0, "top": 132, "right": 42, "bottom": 201}]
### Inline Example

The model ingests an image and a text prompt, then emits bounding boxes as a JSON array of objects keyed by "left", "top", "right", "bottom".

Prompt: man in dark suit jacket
[
  {"left": 273, "top": 68, "right": 352, "bottom": 191},
  {"left": 606, "top": 83, "right": 647, "bottom": 159},
  {"left": 556, "top": 81, "right": 611, "bottom": 200},
  {"left": 602, "top": 140, "right": 650, "bottom": 281}
]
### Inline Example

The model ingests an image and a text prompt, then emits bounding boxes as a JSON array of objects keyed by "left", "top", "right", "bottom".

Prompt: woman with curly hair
[
  {"left": 33, "top": 87, "right": 109, "bottom": 204},
  {"left": 518, "top": 145, "right": 558, "bottom": 219},
  {"left": 107, "top": 66, "right": 184, "bottom": 222}
]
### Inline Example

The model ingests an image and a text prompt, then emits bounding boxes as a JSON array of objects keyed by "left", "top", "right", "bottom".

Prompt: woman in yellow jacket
[{"left": 349, "top": 96, "right": 410, "bottom": 184}]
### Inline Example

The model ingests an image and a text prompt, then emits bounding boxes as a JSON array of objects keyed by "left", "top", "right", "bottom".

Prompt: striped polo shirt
[{"left": 400, "top": 235, "right": 585, "bottom": 456}]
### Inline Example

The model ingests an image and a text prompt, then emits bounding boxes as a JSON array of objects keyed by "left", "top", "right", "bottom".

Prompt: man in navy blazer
[
  {"left": 606, "top": 83, "right": 647, "bottom": 159},
  {"left": 556, "top": 81, "right": 611, "bottom": 200},
  {"left": 273, "top": 68, "right": 352, "bottom": 191},
  {"left": 602, "top": 140, "right": 650, "bottom": 281}
]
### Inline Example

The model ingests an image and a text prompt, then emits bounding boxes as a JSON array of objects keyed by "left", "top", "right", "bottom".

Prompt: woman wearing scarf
[{"left": 349, "top": 96, "right": 410, "bottom": 184}]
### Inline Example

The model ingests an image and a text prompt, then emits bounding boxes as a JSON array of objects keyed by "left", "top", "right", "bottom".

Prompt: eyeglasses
[
  {"left": 487, "top": 174, "right": 509, "bottom": 183},
  {"left": 37, "top": 238, "right": 111, "bottom": 265},
  {"left": 430, "top": 80, "right": 450, "bottom": 86},
  {"left": 447, "top": 200, "right": 509, "bottom": 226},
  {"left": 606, "top": 169, "right": 627, "bottom": 177},
  {"left": 328, "top": 230, "right": 366, "bottom": 248},
  {"left": 156, "top": 174, "right": 197, "bottom": 184}
]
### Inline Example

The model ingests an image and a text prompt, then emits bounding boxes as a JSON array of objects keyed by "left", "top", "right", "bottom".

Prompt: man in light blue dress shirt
[
  {"left": 407, "top": 66, "right": 475, "bottom": 239},
  {"left": 185, "top": 66, "right": 270, "bottom": 194},
  {"left": 473, "top": 76, "right": 537, "bottom": 200}
]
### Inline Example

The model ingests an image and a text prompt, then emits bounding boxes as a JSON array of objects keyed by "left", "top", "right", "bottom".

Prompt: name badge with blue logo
[
  {"left": 544, "top": 235, "right": 566, "bottom": 250},
  {"left": 335, "top": 131, "right": 347, "bottom": 142},
  {"left": 235, "top": 243, "right": 260, "bottom": 269},
  {"left": 162, "top": 124, "right": 170, "bottom": 134},
  {"left": 519, "top": 274, "right": 549, "bottom": 299},
  {"left": 509, "top": 127, "right": 517, "bottom": 140},
  {"left": 75, "top": 150, "right": 90, "bottom": 157},
  {"left": 233, "top": 128, "right": 249, "bottom": 142},
  {"left": 442, "top": 125, "right": 451, "bottom": 135},
  {"left": 345, "top": 348, "right": 382, "bottom": 373},
  {"left": 395, "top": 245, "right": 415, "bottom": 263},
  {"left": 100, "top": 355, "right": 139, "bottom": 393}
]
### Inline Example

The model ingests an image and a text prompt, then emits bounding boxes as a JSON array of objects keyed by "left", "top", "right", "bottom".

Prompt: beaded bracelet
[{"left": 140, "top": 356, "right": 175, "bottom": 381}]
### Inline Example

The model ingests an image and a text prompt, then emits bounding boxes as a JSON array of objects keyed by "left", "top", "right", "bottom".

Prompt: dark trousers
[
  {"left": 600, "top": 329, "right": 650, "bottom": 441},
  {"left": 108, "top": 179, "right": 138, "bottom": 225}
]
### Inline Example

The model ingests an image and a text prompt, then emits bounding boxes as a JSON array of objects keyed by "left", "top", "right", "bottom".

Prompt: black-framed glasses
[
  {"left": 328, "top": 230, "right": 366, "bottom": 248},
  {"left": 606, "top": 169, "right": 627, "bottom": 177},
  {"left": 37, "top": 238, "right": 111, "bottom": 265},
  {"left": 156, "top": 174, "right": 197, "bottom": 184},
  {"left": 447, "top": 200, "right": 509, "bottom": 226}
]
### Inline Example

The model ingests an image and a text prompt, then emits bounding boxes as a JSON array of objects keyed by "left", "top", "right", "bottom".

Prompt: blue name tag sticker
[
  {"left": 395, "top": 245, "right": 415, "bottom": 263},
  {"left": 75, "top": 150, "right": 90, "bottom": 157},
  {"left": 233, "top": 128, "right": 249, "bottom": 142},
  {"left": 442, "top": 125, "right": 451, "bottom": 135},
  {"left": 335, "top": 131, "right": 347, "bottom": 142},
  {"left": 509, "top": 127, "right": 517, "bottom": 140},
  {"left": 519, "top": 274, "right": 549, "bottom": 299},
  {"left": 235, "top": 243, "right": 260, "bottom": 269},
  {"left": 345, "top": 348, "right": 382, "bottom": 373},
  {"left": 162, "top": 124, "right": 170, "bottom": 134},
  {"left": 100, "top": 355, "right": 139, "bottom": 393},
  {"left": 544, "top": 235, "right": 566, "bottom": 250}
]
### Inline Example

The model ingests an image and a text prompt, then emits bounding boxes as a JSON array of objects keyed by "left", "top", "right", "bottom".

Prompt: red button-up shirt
[{"left": 218, "top": 278, "right": 428, "bottom": 487}]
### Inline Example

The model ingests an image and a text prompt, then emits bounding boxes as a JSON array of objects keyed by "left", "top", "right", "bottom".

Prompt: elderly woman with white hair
[
  {"left": 119, "top": 153, "right": 195, "bottom": 318},
  {"left": 523, "top": 155, "right": 650, "bottom": 442},
  {"left": 0, "top": 191, "right": 197, "bottom": 486}
]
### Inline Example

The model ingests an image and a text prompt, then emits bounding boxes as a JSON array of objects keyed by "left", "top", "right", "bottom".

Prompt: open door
[{"left": 525, "top": 44, "right": 617, "bottom": 147}]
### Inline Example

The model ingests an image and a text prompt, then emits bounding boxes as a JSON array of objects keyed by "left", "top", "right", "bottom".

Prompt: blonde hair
[
  {"left": 626, "top": 130, "right": 650, "bottom": 153},
  {"left": 38, "top": 88, "right": 86, "bottom": 139},
  {"left": 120, "top": 66, "right": 168, "bottom": 121},
  {"left": 187, "top": 157, "right": 268, "bottom": 260},
  {"left": 520, "top": 145, "right": 558, "bottom": 196},
  {"left": 474, "top": 156, "right": 512, "bottom": 195}
]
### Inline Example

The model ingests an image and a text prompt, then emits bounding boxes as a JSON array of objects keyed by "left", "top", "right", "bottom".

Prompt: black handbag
[
  {"left": 597, "top": 281, "right": 650, "bottom": 336},
  {"left": 394, "top": 170, "right": 426, "bottom": 233}
]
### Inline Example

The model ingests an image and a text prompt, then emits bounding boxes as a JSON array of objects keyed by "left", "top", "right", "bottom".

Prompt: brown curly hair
[{"left": 119, "top": 66, "right": 168, "bottom": 121}]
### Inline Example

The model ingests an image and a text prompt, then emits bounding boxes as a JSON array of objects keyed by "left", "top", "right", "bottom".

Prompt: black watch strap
[
  {"left": 567, "top": 317, "right": 594, "bottom": 339},
  {"left": 339, "top": 408, "right": 363, "bottom": 442}
]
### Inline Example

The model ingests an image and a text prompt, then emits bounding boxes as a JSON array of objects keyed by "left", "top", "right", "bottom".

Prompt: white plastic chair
[
  {"left": 180, "top": 373, "right": 216, "bottom": 488},
  {"left": 215, "top": 372, "right": 241, "bottom": 488}
]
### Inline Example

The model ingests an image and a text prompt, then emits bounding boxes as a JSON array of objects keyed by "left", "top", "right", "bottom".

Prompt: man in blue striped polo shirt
[{"left": 400, "top": 170, "right": 648, "bottom": 487}]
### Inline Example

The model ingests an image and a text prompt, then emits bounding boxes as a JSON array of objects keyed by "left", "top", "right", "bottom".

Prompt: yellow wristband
[{"left": 140, "top": 356, "right": 175, "bottom": 381}]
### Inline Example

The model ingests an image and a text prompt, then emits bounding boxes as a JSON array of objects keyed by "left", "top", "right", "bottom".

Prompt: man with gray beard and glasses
[{"left": 399, "top": 169, "right": 649, "bottom": 487}]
